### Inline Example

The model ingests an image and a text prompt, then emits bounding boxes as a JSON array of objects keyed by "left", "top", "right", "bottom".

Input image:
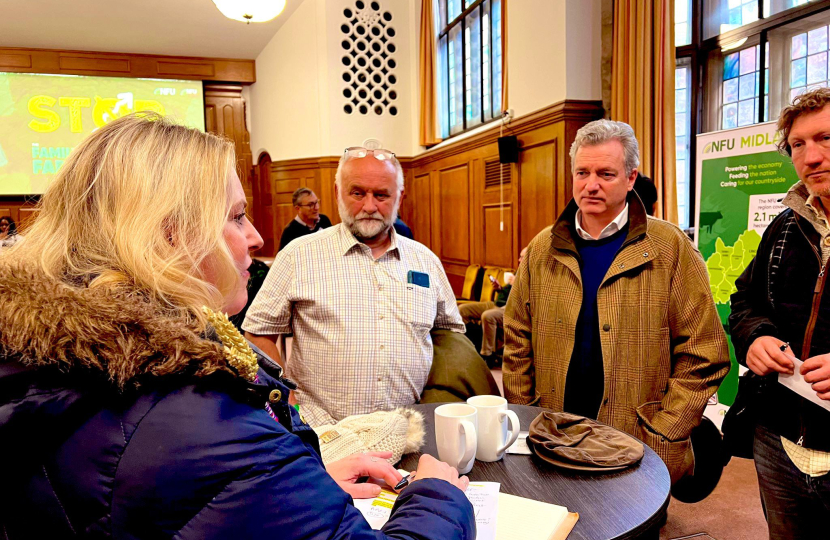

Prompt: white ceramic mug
[
  {"left": 434, "top": 403, "right": 477, "bottom": 474},
  {"left": 467, "top": 395, "right": 521, "bottom": 462}
]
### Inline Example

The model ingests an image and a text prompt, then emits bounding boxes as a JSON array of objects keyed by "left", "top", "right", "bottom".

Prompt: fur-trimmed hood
[
  {"left": 0, "top": 261, "right": 250, "bottom": 465},
  {"left": 0, "top": 261, "right": 236, "bottom": 387}
]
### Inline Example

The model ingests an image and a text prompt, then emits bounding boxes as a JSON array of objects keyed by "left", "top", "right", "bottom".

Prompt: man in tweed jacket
[{"left": 503, "top": 120, "right": 729, "bottom": 483}]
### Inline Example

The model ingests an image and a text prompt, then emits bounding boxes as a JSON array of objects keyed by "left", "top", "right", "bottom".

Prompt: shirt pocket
[{"left": 396, "top": 282, "right": 436, "bottom": 332}]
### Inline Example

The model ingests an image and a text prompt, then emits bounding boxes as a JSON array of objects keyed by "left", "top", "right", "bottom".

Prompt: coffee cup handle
[
  {"left": 458, "top": 419, "right": 477, "bottom": 468},
  {"left": 496, "top": 410, "right": 521, "bottom": 455}
]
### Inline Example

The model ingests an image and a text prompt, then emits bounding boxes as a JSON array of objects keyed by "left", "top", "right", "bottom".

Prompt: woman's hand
[
  {"left": 326, "top": 452, "right": 403, "bottom": 499},
  {"left": 410, "top": 454, "right": 469, "bottom": 492}
]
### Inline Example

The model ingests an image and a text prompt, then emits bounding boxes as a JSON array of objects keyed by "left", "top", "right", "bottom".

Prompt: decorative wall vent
[
  {"left": 485, "top": 159, "right": 512, "bottom": 188},
  {"left": 340, "top": 0, "right": 398, "bottom": 116}
]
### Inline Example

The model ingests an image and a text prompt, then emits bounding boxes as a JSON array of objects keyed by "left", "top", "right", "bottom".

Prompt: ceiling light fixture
[{"left": 212, "top": 0, "right": 287, "bottom": 24}]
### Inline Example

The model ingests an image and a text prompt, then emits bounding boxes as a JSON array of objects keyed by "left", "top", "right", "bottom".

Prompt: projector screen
[{"left": 0, "top": 73, "right": 205, "bottom": 195}]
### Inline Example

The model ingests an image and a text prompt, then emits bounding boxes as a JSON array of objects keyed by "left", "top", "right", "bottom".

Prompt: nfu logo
[{"left": 703, "top": 139, "right": 735, "bottom": 153}]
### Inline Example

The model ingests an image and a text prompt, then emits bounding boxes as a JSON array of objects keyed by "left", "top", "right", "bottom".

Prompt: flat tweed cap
[{"left": 528, "top": 411, "right": 644, "bottom": 471}]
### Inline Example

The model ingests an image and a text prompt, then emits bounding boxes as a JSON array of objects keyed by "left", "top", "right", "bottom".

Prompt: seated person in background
[
  {"left": 504, "top": 119, "right": 729, "bottom": 484},
  {"left": 633, "top": 172, "right": 658, "bottom": 216},
  {"left": 244, "top": 145, "right": 465, "bottom": 427},
  {"left": 459, "top": 247, "right": 527, "bottom": 367},
  {"left": 0, "top": 216, "right": 24, "bottom": 252},
  {"left": 0, "top": 115, "right": 473, "bottom": 540},
  {"left": 278, "top": 187, "right": 332, "bottom": 251}
]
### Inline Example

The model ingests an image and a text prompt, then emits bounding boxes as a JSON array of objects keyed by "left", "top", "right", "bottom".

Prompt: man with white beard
[{"left": 244, "top": 146, "right": 463, "bottom": 426}]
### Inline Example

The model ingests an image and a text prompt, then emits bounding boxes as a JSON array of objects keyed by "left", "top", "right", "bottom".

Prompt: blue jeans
[{"left": 753, "top": 424, "right": 830, "bottom": 540}]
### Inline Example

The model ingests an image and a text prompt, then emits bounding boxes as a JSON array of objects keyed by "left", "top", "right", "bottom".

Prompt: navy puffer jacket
[{"left": 0, "top": 265, "right": 475, "bottom": 539}]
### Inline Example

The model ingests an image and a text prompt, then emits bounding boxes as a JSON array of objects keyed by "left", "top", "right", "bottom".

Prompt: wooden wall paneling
[
  {"left": 397, "top": 157, "right": 416, "bottom": 240},
  {"left": 0, "top": 47, "right": 255, "bottom": 83},
  {"left": 469, "top": 157, "right": 483, "bottom": 267},
  {"left": 511, "top": 162, "right": 521, "bottom": 266},
  {"left": 0, "top": 199, "right": 39, "bottom": 232},
  {"left": 273, "top": 175, "right": 301, "bottom": 250},
  {"left": 241, "top": 100, "right": 603, "bottom": 286},
  {"left": 409, "top": 173, "right": 432, "bottom": 248},
  {"left": 252, "top": 153, "right": 275, "bottom": 255},
  {"left": 204, "top": 84, "right": 252, "bottom": 197},
  {"left": 318, "top": 157, "right": 340, "bottom": 226},
  {"left": 518, "top": 140, "right": 558, "bottom": 251},
  {"left": 483, "top": 203, "right": 514, "bottom": 269},
  {"left": 429, "top": 169, "right": 443, "bottom": 270},
  {"left": 18, "top": 207, "right": 38, "bottom": 229},
  {"left": 480, "top": 155, "right": 515, "bottom": 268},
  {"left": 267, "top": 157, "right": 344, "bottom": 252},
  {"left": 437, "top": 164, "right": 470, "bottom": 265}
]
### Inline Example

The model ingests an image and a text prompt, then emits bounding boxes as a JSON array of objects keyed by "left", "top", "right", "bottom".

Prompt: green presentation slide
[
  {"left": 0, "top": 72, "right": 205, "bottom": 195},
  {"left": 696, "top": 123, "right": 800, "bottom": 405}
]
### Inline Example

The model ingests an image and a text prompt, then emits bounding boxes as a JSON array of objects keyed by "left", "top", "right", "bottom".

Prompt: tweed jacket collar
[
  {"left": 549, "top": 193, "right": 657, "bottom": 284},
  {"left": 551, "top": 192, "right": 649, "bottom": 250}
]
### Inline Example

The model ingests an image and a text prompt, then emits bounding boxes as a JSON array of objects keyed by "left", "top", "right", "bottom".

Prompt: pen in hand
[
  {"left": 394, "top": 473, "right": 412, "bottom": 490},
  {"left": 780, "top": 342, "right": 789, "bottom": 352}
]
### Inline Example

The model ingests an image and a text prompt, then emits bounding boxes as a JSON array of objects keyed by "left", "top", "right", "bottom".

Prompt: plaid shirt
[{"left": 243, "top": 224, "right": 464, "bottom": 426}]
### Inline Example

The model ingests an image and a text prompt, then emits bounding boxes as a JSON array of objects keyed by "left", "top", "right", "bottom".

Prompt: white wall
[
  {"left": 507, "top": 0, "right": 603, "bottom": 119},
  {"left": 323, "top": 0, "right": 415, "bottom": 156},
  {"left": 565, "top": 0, "right": 603, "bottom": 101},
  {"left": 507, "top": 0, "right": 568, "bottom": 119},
  {"left": 250, "top": 0, "right": 416, "bottom": 162},
  {"left": 248, "top": 0, "right": 604, "bottom": 161},
  {"left": 249, "top": 0, "right": 324, "bottom": 162}
]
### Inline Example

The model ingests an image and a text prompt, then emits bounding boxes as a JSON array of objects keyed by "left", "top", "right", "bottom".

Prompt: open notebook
[
  {"left": 354, "top": 478, "right": 578, "bottom": 540},
  {"left": 496, "top": 493, "right": 578, "bottom": 540}
]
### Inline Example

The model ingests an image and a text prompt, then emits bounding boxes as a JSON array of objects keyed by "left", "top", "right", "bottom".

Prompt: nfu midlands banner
[{"left": 695, "top": 122, "right": 799, "bottom": 405}]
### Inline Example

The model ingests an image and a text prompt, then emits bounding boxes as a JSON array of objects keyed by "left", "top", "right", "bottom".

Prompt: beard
[
  {"left": 338, "top": 193, "right": 400, "bottom": 242},
  {"left": 805, "top": 177, "right": 830, "bottom": 199}
]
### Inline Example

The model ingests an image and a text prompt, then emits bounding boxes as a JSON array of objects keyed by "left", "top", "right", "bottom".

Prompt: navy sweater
[{"left": 564, "top": 225, "right": 628, "bottom": 419}]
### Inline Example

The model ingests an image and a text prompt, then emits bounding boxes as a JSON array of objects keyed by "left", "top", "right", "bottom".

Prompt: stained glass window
[
  {"left": 790, "top": 24, "right": 830, "bottom": 102},
  {"left": 722, "top": 43, "right": 769, "bottom": 129},
  {"left": 704, "top": 0, "right": 759, "bottom": 39}
]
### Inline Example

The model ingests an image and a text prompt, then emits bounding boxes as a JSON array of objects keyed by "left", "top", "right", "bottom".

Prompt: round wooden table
[{"left": 399, "top": 403, "right": 671, "bottom": 540}]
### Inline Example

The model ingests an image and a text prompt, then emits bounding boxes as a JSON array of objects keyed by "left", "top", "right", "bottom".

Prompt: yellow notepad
[{"left": 495, "top": 493, "right": 579, "bottom": 540}]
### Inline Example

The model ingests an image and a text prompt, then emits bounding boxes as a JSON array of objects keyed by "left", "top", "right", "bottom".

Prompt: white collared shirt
[
  {"left": 243, "top": 224, "right": 464, "bottom": 426},
  {"left": 574, "top": 204, "right": 630, "bottom": 241},
  {"left": 294, "top": 215, "right": 319, "bottom": 230}
]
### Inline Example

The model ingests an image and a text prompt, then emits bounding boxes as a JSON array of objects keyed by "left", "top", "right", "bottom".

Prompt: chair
[
  {"left": 456, "top": 264, "right": 483, "bottom": 302},
  {"left": 458, "top": 266, "right": 505, "bottom": 306}
]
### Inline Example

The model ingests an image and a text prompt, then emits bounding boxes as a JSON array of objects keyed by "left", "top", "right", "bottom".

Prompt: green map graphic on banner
[{"left": 696, "top": 124, "right": 800, "bottom": 405}]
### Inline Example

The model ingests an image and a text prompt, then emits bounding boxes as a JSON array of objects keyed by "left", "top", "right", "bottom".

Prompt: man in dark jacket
[
  {"left": 730, "top": 87, "right": 830, "bottom": 540},
  {"left": 278, "top": 187, "right": 332, "bottom": 251}
]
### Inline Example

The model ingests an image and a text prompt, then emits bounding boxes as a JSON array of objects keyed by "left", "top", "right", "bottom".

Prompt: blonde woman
[{"left": 0, "top": 114, "right": 472, "bottom": 539}]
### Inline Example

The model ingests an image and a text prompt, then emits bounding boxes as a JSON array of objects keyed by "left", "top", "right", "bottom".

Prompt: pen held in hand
[
  {"left": 393, "top": 473, "right": 412, "bottom": 490},
  {"left": 780, "top": 342, "right": 790, "bottom": 352}
]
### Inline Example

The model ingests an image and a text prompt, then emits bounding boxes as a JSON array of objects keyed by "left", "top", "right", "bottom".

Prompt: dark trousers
[{"left": 753, "top": 424, "right": 830, "bottom": 540}]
